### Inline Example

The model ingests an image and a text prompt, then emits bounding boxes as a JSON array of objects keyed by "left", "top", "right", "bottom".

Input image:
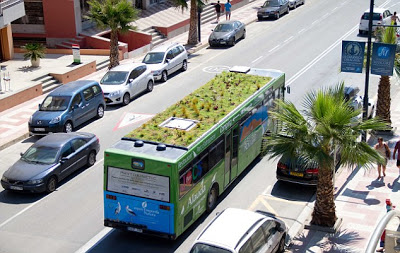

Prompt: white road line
[
  {"left": 75, "top": 227, "right": 113, "bottom": 253},
  {"left": 322, "top": 13, "right": 329, "bottom": 19},
  {"left": 311, "top": 19, "right": 319, "bottom": 25},
  {"left": 332, "top": 7, "right": 338, "bottom": 12},
  {"left": 298, "top": 28, "right": 306, "bottom": 34},
  {"left": 252, "top": 56, "right": 263, "bottom": 63},
  {"left": 284, "top": 36, "right": 294, "bottom": 43},
  {"left": 268, "top": 45, "right": 280, "bottom": 53},
  {"left": 0, "top": 158, "right": 104, "bottom": 230}
]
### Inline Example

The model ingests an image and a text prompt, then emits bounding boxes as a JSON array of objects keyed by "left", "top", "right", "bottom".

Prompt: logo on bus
[{"left": 188, "top": 180, "right": 206, "bottom": 206}]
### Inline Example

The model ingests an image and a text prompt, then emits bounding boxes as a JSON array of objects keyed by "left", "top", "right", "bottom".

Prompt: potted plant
[{"left": 22, "top": 43, "right": 46, "bottom": 67}]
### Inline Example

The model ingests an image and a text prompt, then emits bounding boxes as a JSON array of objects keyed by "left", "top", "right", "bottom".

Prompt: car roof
[
  {"left": 148, "top": 42, "right": 182, "bottom": 53},
  {"left": 364, "top": 8, "right": 387, "bottom": 14},
  {"left": 108, "top": 63, "right": 145, "bottom": 72},
  {"left": 196, "top": 208, "right": 266, "bottom": 250},
  {"left": 218, "top": 20, "right": 239, "bottom": 25},
  {"left": 33, "top": 132, "right": 94, "bottom": 148},
  {"left": 49, "top": 80, "right": 99, "bottom": 96}
]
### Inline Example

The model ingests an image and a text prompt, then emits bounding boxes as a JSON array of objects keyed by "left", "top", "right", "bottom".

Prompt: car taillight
[
  {"left": 380, "top": 15, "right": 383, "bottom": 20},
  {"left": 96, "top": 136, "right": 100, "bottom": 144},
  {"left": 277, "top": 162, "right": 288, "bottom": 170},
  {"left": 305, "top": 168, "right": 319, "bottom": 174}
]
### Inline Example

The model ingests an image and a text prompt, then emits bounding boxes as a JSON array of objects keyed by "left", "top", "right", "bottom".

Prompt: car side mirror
[
  {"left": 368, "top": 102, "right": 371, "bottom": 106},
  {"left": 129, "top": 78, "right": 134, "bottom": 84},
  {"left": 38, "top": 104, "right": 41, "bottom": 109},
  {"left": 74, "top": 104, "right": 79, "bottom": 109},
  {"left": 20, "top": 152, "right": 24, "bottom": 157},
  {"left": 276, "top": 223, "right": 284, "bottom": 232},
  {"left": 60, "top": 157, "right": 69, "bottom": 163},
  {"left": 165, "top": 59, "right": 170, "bottom": 63}
]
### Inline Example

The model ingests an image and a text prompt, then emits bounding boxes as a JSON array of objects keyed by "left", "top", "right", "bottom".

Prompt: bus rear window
[{"left": 107, "top": 166, "right": 170, "bottom": 202}]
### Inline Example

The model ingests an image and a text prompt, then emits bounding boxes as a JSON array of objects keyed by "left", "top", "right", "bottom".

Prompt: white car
[
  {"left": 359, "top": 8, "right": 392, "bottom": 35},
  {"left": 100, "top": 63, "right": 154, "bottom": 106},
  {"left": 344, "top": 86, "right": 375, "bottom": 119},
  {"left": 189, "top": 208, "right": 287, "bottom": 253},
  {"left": 288, "top": 0, "right": 304, "bottom": 9},
  {"left": 142, "top": 43, "right": 188, "bottom": 82}
]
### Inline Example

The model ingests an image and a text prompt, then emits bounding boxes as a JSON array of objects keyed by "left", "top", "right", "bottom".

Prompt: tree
[
  {"left": 87, "top": 0, "right": 139, "bottom": 69},
  {"left": 374, "top": 23, "right": 398, "bottom": 125},
  {"left": 172, "top": 0, "right": 205, "bottom": 45},
  {"left": 263, "top": 83, "right": 387, "bottom": 227}
]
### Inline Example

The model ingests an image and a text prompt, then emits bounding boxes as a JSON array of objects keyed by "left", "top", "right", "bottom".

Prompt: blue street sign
[
  {"left": 341, "top": 41, "right": 365, "bottom": 73},
  {"left": 371, "top": 42, "right": 397, "bottom": 76}
]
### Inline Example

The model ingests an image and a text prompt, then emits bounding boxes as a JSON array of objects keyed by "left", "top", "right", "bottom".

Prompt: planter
[{"left": 31, "top": 58, "right": 40, "bottom": 67}]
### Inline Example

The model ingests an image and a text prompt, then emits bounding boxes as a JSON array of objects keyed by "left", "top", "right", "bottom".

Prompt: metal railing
[
  {"left": 366, "top": 210, "right": 400, "bottom": 253},
  {"left": 0, "top": 0, "right": 23, "bottom": 16}
]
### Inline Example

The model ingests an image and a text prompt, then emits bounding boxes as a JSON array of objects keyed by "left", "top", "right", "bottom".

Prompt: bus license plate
[
  {"left": 127, "top": 227, "right": 143, "bottom": 233},
  {"left": 10, "top": 185, "right": 23, "bottom": 190},
  {"left": 290, "top": 172, "right": 303, "bottom": 177},
  {"left": 34, "top": 128, "right": 45, "bottom": 132}
]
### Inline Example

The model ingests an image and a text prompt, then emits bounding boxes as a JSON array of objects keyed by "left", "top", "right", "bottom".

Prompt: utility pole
[{"left": 362, "top": 0, "right": 374, "bottom": 142}]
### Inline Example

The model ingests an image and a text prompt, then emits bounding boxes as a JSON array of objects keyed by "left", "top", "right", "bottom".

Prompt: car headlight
[
  {"left": 109, "top": 90, "right": 120, "bottom": 97},
  {"left": 1, "top": 175, "right": 8, "bottom": 182},
  {"left": 27, "top": 179, "right": 43, "bottom": 185},
  {"left": 28, "top": 116, "right": 32, "bottom": 124},
  {"left": 49, "top": 116, "right": 61, "bottom": 124},
  {"left": 151, "top": 70, "right": 162, "bottom": 75}
]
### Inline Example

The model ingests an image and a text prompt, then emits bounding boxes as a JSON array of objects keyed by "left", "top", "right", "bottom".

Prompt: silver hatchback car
[
  {"left": 100, "top": 63, "right": 154, "bottom": 106},
  {"left": 142, "top": 43, "right": 188, "bottom": 82}
]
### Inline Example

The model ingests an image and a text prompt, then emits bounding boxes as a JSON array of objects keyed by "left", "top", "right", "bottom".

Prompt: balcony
[{"left": 0, "top": 0, "right": 25, "bottom": 28}]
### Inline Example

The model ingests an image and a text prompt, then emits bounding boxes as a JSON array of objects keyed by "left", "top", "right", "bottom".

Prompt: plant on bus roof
[{"left": 125, "top": 71, "right": 272, "bottom": 147}]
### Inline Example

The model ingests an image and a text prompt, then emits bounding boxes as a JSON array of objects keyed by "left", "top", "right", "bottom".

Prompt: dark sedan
[
  {"left": 1, "top": 132, "right": 100, "bottom": 193},
  {"left": 208, "top": 20, "right": 246, "bottom": 47},
  {"left": 257, "top": 0, "right": 289, "bottom": 20}
]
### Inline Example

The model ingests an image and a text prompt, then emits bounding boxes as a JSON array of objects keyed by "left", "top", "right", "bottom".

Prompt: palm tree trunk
[
  {"left": 311, "top": 165, "right": 337, "bottom": 227},
  {"left": 187, "top": 0, "right": 198, "bottom": 45},
  {"left": 376, "top": 75, "right": 391, "bottom": 125},
  {"left": 109, "top": 29, "right": 120, "bottom": 69}
]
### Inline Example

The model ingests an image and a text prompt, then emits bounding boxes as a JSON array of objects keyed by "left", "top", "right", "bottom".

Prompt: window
[
  {"left": 166, "top": 50, "right": 174, "bottom": 60},
  {"left": 92, "top": 85, "right": 102, "bottom": 96},
  {"left": 83, "top": 87, "right": 95, "bottom": 101},
  {"left": 209, "top": 137, "right": 224, "bottom": 169},
  {"left": 172, "top": 47, "right": 180, "bottom": 57},
  {"left": 129, "top": 68, "right": 141, "bottom": 80},
  {"left": 61, "top": 143, "right": 74, "bottom": 158},
  {"left": 239, "top": 239, "right": 253, "bottom": 253},
  {"left": 251, "top": 227, "right": 267, "bottom": 252},
  {"left": 71, "top": 94, "right": 82, "bottom": 109},
  {"left": 71, "top": 138, "right": 87, "bottom": 151},
  {"left": 178, "top": 45, "right": 185, "bottom": 54},
  {"left": 261, "top": 220, "right": 275, "bottom": 240}
]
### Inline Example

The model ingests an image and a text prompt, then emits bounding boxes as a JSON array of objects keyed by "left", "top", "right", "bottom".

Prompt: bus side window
[
  {"left": 192, "top": 152, "right": 209, "bottom": 183},
  {"left": 209, "top": 137, "right": 224, "bottom": 169},
  {"left": 179, "top": 165, "right": 194, "bottom": 198}
]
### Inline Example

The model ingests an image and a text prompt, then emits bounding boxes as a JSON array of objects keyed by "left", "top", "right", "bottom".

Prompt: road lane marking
[
  {"left": 284, "top": 36, "right": 294, "bottom": 43},
  {"left": 298, "top": 28, "right": 306, "bottom": 34},
  {"left": 252, "top": 56, "right": 263, "bottom": 63},
  {"left": 75, "top": 227, "right": 113, "bottom": 253},
  {"left": 259, "top": 197, "right": 278, "bottom": 216},
  {"left": 311, "top": 19, "right": 320, "bottom": 25},
  {"left": 268, "top": 45, "right": 280, "bottom": 53}
]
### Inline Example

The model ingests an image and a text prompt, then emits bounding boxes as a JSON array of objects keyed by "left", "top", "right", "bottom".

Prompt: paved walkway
[{"left": 1, "top": 1, "right": 400, "bottom": 252}]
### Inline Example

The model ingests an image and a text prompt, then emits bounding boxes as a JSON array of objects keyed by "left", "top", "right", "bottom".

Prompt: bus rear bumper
[{"left": 104, "top": 220, "right": 176, "bottom": 240}]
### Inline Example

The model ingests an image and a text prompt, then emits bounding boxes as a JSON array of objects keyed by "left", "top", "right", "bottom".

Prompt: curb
[{"left": 0, "top": 132, "right": 29, "bottom": 151}]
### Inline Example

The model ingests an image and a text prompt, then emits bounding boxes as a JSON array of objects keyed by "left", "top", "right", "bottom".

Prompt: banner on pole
[
  {"left": 341, "top": 41, "right": 365, "bottom": 73},
  {"left": 371, "top": 42, "right": 397, "bottom": 76}
]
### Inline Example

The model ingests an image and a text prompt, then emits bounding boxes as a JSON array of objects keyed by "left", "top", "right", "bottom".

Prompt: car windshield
[
  {"left": 40, "top": 96, "right": 71, "bottom": 111},
  {"left": 190, "top": 243, "right": 232, "bottom": 253},
  {"left": 142, "top": 52, "right": 165, "bottom": 64},
  {"left": 263, "top": 0, "right": 281, "bottom": 7},
  {"left": 100, "top": 71, "right": 129, "bottom": 85},
  {"left": 214, "top": 23, "right": 234, "bottom": 32},
  {"left": 362, "top": 12, "right": 382, "bottom": 20},
  {"left": 22, "top": 146, "right": 60, "bottom": 164}
]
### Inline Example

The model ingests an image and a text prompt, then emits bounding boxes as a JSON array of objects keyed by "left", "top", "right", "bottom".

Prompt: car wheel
[
  {"left": 87, "top": 151, "right": 96, "bottom": 167},
  {"left": 122, "top": 93, "right": 130, "bottom": 106},
  {"left": 287, "top": 6, "right": 290, "bottom": 14},
  {"left": 64, "top": 121, "right": 73, "bottom": 133},
  {"left": 46, "top": 176, "right": 57, "bottom": 193},
  {"left": 181, "top": 60, "right": 188, "bottom": 71},
  {"left": 258, "top": 16, "right": 263, "bottom": 21},
  {"left": 161, "top": 70, "right": 168, "bottom": 82},
  {"left": 230, "top": 37, "right": 236, "bottom": 46},
  {"left": 146, "top": 80, "right": 154, "bottom": 92},
  {"left": 277, "top": 234, "right": 286, "bottom": 253},
  {"left": 293, "top": 2, "right": 297, "bottom": 8},
  {"left": 242, "top": 30, "right": 246, "bottom": 39},
  {"left": 96, "top": 105, "right": 104, "bottom": 118},
  {"left": 206, "top": 185, "right": 218, "bottom": 213},
  {"left": 276, "top": 12, "right": 280, "bottom": 19}
]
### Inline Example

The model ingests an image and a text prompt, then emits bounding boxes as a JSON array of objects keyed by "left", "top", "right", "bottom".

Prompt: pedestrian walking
[
  {"left": 391, "top": 11, "right": 400, "bottom": 25},
  {"left": 214, "top": 1, "right": 221, "bottom": 23},
  {"left": 374, "top": 137, "right": 390, "bottom": 179},
  {"left": 225, "top": 0, "right": 231, "bottom": 20},
  {"left": 393, "top": 139, "right": 400, "bottom": 171}
]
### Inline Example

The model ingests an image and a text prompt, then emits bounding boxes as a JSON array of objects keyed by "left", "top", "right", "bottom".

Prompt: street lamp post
[
  {"left": 362, "top": 0, "right": 374, "bottom": 142},
  {"left": 197, "top": 5, "right": 202, "bottom": 43}
]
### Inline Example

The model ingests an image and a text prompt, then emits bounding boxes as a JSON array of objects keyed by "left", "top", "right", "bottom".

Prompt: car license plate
[
  {"left": 10, "top": 185, "right": 23, "bottom": 190},
  {"left": 290, "top": 172, "right": 303, "bottom": 177},
  {"left": 127, "top": 227, "right": 143, "bottom": 233},
  {"left": 220, "top": 41, "right": 226, "bottom": 44},
  {"left": 34, "top": 128, "right": 45, "bottom": 131}
]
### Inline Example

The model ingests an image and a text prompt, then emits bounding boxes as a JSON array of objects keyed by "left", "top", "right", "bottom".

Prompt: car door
[
  {"left": 165, "top": 49, "right": 176, "bottom": 74},
  {"left": 58, "top": 141, "right": 75, "bottom": 180},
  {"left": 261, "top": 220, "right": 282, "bottom": 253},
  {"left": 70, "top": 93, "right": 85, "bottom": 126},
  {"left": 81, "top": 87, "right": 96, "bottom": 122},
  {"left": 136, "top": 65, "right": 148, "bottom": 92},
  {"left": 70, "top": 138, "right": 90, "bottom": 169},
  {"left": 127, "top": 67, "right": 141, "bottom": 96},
  {"left": 236, "top": 21, "right": 244, "bottom": 38}
]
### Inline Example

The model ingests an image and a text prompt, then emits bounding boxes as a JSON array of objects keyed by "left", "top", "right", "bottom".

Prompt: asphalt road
[{"left": 0, "top": 0, "right": 399, "bottom": 252}]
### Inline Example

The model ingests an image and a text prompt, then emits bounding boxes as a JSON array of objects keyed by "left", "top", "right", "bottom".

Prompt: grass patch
[{"left": 125, "top": 72, "right": 271, "bottom": 147}]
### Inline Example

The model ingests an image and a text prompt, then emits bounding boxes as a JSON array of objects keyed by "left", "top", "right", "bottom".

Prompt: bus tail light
[
  {"left": 159, "top": 205, "right": 170, "bottom": 211},
  {"left": 106, "top": 194, "right": 117, "bottom": 200}
]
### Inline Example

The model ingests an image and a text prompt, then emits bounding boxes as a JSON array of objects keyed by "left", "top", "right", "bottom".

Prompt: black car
[
  {"left": 1, "top": 132, "right": 100, "bottom": 193},
  {"left": 257, "top": 0, "right": 290, "bottom": 20},
  {"left": 208, "top": 20, "right": 246, "bottom": 47},
  {"left": 276, "top": 153, "right": 340, "bottom": 186}
]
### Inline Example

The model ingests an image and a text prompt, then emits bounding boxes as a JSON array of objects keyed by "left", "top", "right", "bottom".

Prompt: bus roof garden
[{"left": 125, "top": 70, "right": 275, "bottom": 147}]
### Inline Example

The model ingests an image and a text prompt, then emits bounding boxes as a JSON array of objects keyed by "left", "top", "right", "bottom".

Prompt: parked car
[
  {"left": 100, "top": 63, "right": 154, "bottom": 106},
  {"left": 208, "top": 20, "right": 246, "bottom": 47},
  {"left": 142, "top": 43, "right": 188, "bottom": 82},
  {"left": 344, "top": 86, "right": 375, "bottom": 119},
  {"left": 1, "top": 132, "right": 100, "bottom": 193},
  {"left": 189, "top": 208, "right": 286, "bottom": 253},
  {"left": 257, "top": 0, "right": 289, "bottom": 20},
  {"left": 359, "top": 8, "right": 392, "bottom": 35},
  {"left": 28, "top": 80, "right": 106, "bottom": 135},
  {"left": 288, "top": 0, "right": 304, "bottom": 9}
]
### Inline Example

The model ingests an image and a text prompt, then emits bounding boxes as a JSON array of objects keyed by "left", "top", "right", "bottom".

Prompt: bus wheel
[{"left": 206, "top": 185, "right": 218, "bottom": 213}]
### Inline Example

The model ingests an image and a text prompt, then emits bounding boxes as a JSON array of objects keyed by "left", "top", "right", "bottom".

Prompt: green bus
[{"left": 103, "top": 66, "right": 286, "bottom": 239}]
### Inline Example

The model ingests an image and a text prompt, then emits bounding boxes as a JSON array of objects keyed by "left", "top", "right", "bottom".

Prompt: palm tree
[
  {"left": 374, "top": 22, "right": 397, "bottom": 125},
  {"left": 263, "top": 84, "right": 387, "bottom": 227},
  {"left": 173, "top": 0, "right": 205, "bottom": 45},
  {"left": 87, "top": 0, "right": 139, "bottom": 69}
]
